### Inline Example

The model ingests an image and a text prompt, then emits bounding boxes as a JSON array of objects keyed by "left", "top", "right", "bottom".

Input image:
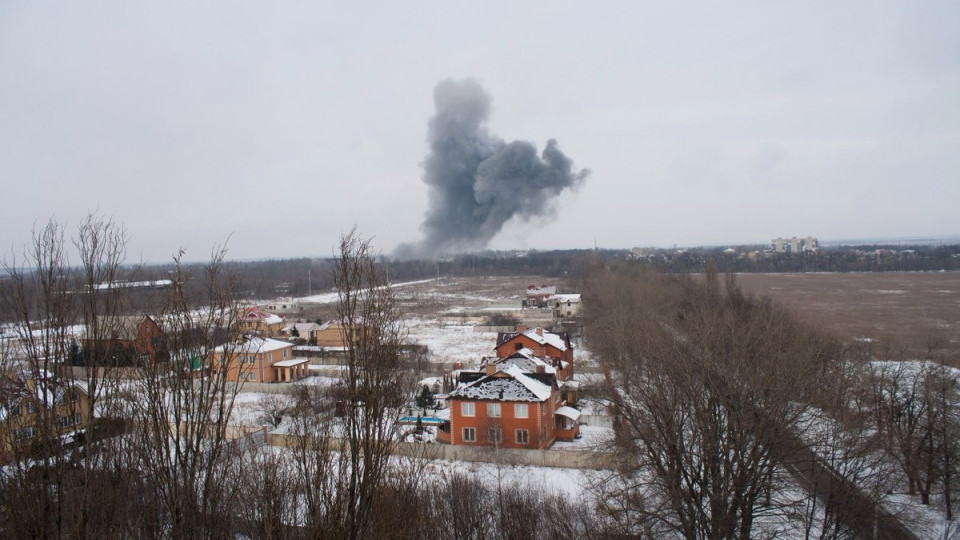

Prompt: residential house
[
  {"left": 239, "top": 307, "right": 286, "bottom": 337},
  {"left": 313, "top": 319, "right": 358, "bottom": 349},
  {"left": 549, "top": 293, "right": 581, "bottom": 320},
  {"left": 442, "top": 364, "right": 579, "bottom": 449},
  {"left": 481, "top": 349, "right": 578, "bottom": 405},
  {"left": 524, "top": 285, "right": 557, "bottom": 308},
  {"left": 80, "top": 315, "right": 168, "bottom": 366},
  {"left": 280, "top": 322, "right": 323, "bottom": 343},
  {"left": 0, "top": 371, "right": 91, "bottom": 463},
  {"left": 211, "top": 337, "right": 308, "bottom": 383},
  {"left": 494, "top": 326, "right": 574, "bottom": 381}
]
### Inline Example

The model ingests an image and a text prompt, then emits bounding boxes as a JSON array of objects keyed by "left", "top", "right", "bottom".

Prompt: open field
[
  {"left": 296, "top": 272, "right": 959, "bottom": 363},
  {"left": 735, "top": 272, "right": 960, "bottom": 362}
]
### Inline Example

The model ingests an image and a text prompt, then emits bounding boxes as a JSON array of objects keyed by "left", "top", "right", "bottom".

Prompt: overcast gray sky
[{"left": 1, "top": 1, "right": 957, "bottom": 263}]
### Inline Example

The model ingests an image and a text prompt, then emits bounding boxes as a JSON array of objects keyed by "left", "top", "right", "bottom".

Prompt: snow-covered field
[{"left": 405, "top": 318, "right": 498, "bottom": 367}]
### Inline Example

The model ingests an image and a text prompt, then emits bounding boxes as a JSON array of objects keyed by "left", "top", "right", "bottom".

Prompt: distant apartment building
[{"left": 772, "top": 236, "right": 818, "bottom": 253}]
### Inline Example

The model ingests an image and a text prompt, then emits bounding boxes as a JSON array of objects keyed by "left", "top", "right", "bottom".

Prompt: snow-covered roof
[
  {"left": 449, "top": 365, "right": 552, "bottom": 403},
  {"left": 272, "top": 358, "right": 309, "bottom": 367},
  {"left": 484, "top": 351, "right": 557, "bottom": 375},
  {"left": 555, "top": 406, "right": 581, "bottom": 421},
  {"left": 549, "top": 294, "right": 581, "bottom": 304},
  {"left": 0, "top": 370, "right": 88, "bottom": 420},
  {"left": 520, "top": 328, "right": 568, "bottom": 351},
  {"left": 242, "top": 307, "right": 285, "bottom": 325},
  {"left": 216, "top": 337, "right": 293, "bottom": 354},
  {"left": 526, "top": 285, "right": 556, "bottom": 296},
  {"left": 282, "top": 322, "right": 321, "bottom": 333}
]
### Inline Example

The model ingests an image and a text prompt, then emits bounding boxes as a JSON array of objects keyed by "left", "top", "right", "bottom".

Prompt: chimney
[
  {"left": 516, "top": 324, "right": 528, "bottom": 333},
  {"left": 485, "top": 363, "right": 496, "bottom": 375},
  {"left": 536, "top": 327, "right": 543, "bottom": 337},
  {"left": 536, "top": 364, "right": 545, "bottom": 374},
  {"left": 453, "top": 361, "right": 463, "bottom": 371}
]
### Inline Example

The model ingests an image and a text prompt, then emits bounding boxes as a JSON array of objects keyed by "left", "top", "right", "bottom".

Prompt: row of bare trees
[
  {"left": 0, "top": 215, "right": 254, "bottom": 539},
  {"left": 1, "top": 221, "right": 607, "bottom": 540},
  {"left": 580, "top": 259, "right": 959, "bottom": 539},
  {"left": 0, "top": 219, "right": 387, "bottom": 538}
]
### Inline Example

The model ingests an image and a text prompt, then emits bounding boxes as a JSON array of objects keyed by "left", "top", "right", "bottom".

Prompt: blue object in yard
[{"left": 398, "top": 416, "right": 443, "bottom": 425}]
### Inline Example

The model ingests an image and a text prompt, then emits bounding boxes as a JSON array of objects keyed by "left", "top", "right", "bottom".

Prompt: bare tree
[
  {"left": 283, "top": 229, "right": 411, "bottom": 539},
  {"left": 585, "top": 263, "right": 848, "bottom": 539},
  {"left": 0, "top": 216, "right": 141, "bottom": 539},
  {"left": 328, "top": 228, "right": 409, "bottom": 539},
  {"left": 130, "top": 245, "right": 245, "bottom": 539}
]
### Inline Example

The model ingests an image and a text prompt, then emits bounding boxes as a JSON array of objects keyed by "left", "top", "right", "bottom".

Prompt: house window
[
  {"left": 516, "top": 429, "right": 529, "bottom": 444},
  {"left": 26, "top": 401, "right": 37, "bottom": 414},
  {"left": 59, "top": 414, "right": 81, "bottom": 428},
  {"left": 249, "top": 373, "right": 256, "bottom": 381},
  {"left": 14, "top": 426, "right": 36, "bottom": 440},
  {"left": 461, "top": 402, "right": 475, "bottom": 417},
  {"left": 247, "top": 355, "right": 255, "bottom": 364},
  {"left": 70, "top": 391, "right": 79, "bottom": 402},
  {"left": 488, "top": 427, "right": 502, "bottom": 444},
  {"left": 283, "top": 349, "right": 288, "bottom": 358},
  {"left": 487, "top": 403, "right": 501, "bottom": 418},
  {"left": 463, "top": 427, "right": 476, "bottom": 442},
  {"left": 514, "top": 343, "right": 523, "bottom": 351},
  {"left": 514, "top": 403, "right": 528, "bottom": 419}
]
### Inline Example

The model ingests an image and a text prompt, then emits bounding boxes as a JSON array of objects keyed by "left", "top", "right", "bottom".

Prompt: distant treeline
[
  {"left": 150, "top": 244, "right": 960, "bottom": 301},
  {"left": 4, "top": 245, "right": 957, "bottom": 323}
]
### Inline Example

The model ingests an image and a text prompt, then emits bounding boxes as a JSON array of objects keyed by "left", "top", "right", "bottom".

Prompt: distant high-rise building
[{"left": 771, "top": 236, "right": 818, "bottom": 253}]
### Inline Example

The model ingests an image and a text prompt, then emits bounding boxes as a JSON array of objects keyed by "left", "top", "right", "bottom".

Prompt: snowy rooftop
[
  {"left": 521, "top": 328, "right": 568, "bottom": 351},
  {"left": 242, "top": 307, "right": 285, "bottom": 325},
  {"left": 216, "top": 337, "right": 293, "bottom": 354},
  {"left": 449, "top": 365, "right": 552, "bottom": 402},
  {"left": 526, "top": 285, "right": 556, "bottom": 296},
  {"left": 282, "top": 322, "right": 321, "bottom": 332},
  {"left": 483, "top": 350, "right": 557, "bottom": 375},
  {"left": 272, "top": 358, "right": 309, "bottom": 367}
]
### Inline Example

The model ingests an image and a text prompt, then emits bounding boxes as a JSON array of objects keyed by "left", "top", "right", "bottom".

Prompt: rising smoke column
[{"left": 398, "top": 78, "right": 590, "bottom": 259}]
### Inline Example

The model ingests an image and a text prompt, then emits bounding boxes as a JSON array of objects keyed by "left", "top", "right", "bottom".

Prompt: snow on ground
[
  {"left": 420, "top": 457, "right": 606, "bottom": 501},
  {"left": 405, "top": 318, "right": 497, "bottom": 367},
  {"left": 230, "top": 392, "right": 294, "bottom": 427},
  {"left": 551, "top": 425, "right": 614, "bottom": 451},
  {"left": 296, "top": 279, "right": 438, "bottom": 305}
]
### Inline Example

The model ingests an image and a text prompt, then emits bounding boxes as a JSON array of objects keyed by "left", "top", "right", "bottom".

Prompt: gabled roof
[
  {"left": 215, "top": 337, "right": 292, "bottom": 354},
  {"left": 526, "top": 285, "right": 556, "bottom": 296},
  {"left": 497, "top": 328, "right": 569, "bottom": 352},
  {"left": 85, "top": 315, "right": 158, "bottom": 341},
  {"left": 0, "top": 370, "right": 88, "bottom": 421},
  {"left": 481, "top": 349, "right": 558, "bottom": 375},
  {"left": 283, "top": 322, "right": 322, "bottom": 333},
  {"left": 449, "top": 365, "right": 552, "bottom": 403},
  {"left": 242, "top": 307, "right": 285, "bottom": 325}
]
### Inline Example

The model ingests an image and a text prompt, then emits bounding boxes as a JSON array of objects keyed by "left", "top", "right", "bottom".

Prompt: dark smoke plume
[{"left": 396, "top": 78, "right": 589, "bottom": 259}]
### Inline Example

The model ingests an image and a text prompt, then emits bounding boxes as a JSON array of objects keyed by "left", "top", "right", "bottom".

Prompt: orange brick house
[
  {"left": 313, "top": 319, "right": 364, "bottom": 349},
  {"left": 443, "top": 364, "right": 580, "bottom": 449},
  {"left": 0, "top": 371, "right": 91, "bottom": 463},
  {"left": 239, "top": 308, "right": 286, "bottom": 337},
  {"left": 81, "top": 315, "right": 168, "bottom": 366},
  {"left": 211, "top": 337, "right": 308, "bottom": 383},
  {"left": 495, "top": 326, "right": 574, "bottom": 381}
]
